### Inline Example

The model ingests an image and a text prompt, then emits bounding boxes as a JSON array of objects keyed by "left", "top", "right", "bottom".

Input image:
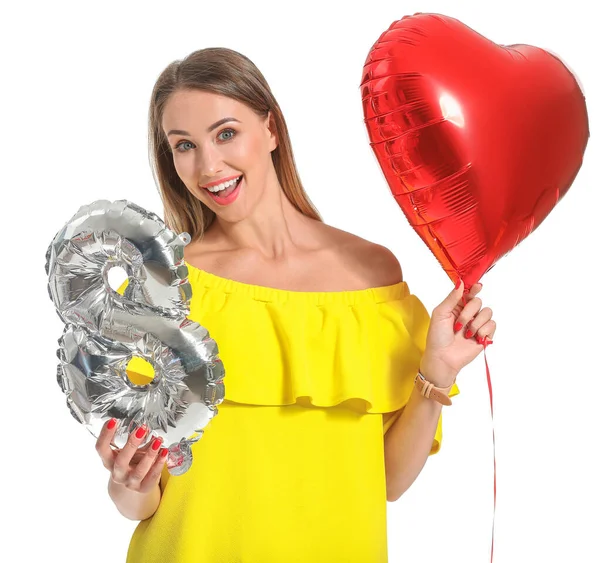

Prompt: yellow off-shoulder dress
[{"left": 125, "top": 264, "right": 459, "bottom": 563}]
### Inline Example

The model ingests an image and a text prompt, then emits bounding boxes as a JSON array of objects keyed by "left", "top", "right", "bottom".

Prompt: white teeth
[{"left": 206, "top": 176, "right": 242, "bottom": 193}]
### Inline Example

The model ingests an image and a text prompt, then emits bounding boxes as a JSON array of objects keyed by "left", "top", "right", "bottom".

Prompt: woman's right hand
[{"left": 96, "top": 419, "right": 168, "bottom": 494}]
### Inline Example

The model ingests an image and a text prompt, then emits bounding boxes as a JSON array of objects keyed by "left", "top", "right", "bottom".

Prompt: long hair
[{"left": 148, "top": 47, "right": 322, "bottom": 240}]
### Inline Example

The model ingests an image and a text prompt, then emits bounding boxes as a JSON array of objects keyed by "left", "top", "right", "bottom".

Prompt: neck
[{"left": 208, "top": 170, "right": 317, "bottom": 260}]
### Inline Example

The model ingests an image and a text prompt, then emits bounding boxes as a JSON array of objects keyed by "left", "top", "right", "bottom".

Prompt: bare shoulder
[
  {"left": 183, "top": 234, "right": 234, "bottom": 274},
  {"left": 183, "top": 236, "right": 217, "bottom": 265},
  {"left": 183, "top": 222, "right": 403, "bottom": 291},
  {"left": 319, "top": 224, "right": 404, "bottom": 288}
]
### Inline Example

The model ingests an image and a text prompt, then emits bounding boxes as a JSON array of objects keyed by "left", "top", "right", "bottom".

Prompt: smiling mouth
[
  {"left": 202, "top": 175, "right": 243, "bottom": 204},
  {"left": 202, "top": 175, "right": 242, "bottom": 193}
]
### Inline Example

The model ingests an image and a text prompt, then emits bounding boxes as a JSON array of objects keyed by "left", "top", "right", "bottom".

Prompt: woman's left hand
[{"left": 419, "top": 280, "right": 496, "bottom": 387}]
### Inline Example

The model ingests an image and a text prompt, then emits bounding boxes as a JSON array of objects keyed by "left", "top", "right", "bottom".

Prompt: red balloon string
[
  {"left": 482, "top": 341, "right": 496, "bottom": 563},
  {"left": 459, "top": 291, "right": 496, "bottom": 560}
]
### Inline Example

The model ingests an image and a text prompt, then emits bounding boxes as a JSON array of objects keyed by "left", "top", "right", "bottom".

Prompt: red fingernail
[
  {"left": 454, "top": 279, "right": 462, "bottom": 290},
  {"left": 135, "top": 426, "right": 147, "bottom": 439},
  {"left": 454, "top": 322, "right": 463, "bottom": 332},
  {"left": 107, "top": 418, "right": 117, "bottom": 430},
  {"left": 152, "top": 438, "right": 162, "bottom": 451},
  {"left": 465, "top": 329, "right": 474, "bottom": 339},
  {"left": 160, "top": 448, "right": 169, "bottom": 458}
]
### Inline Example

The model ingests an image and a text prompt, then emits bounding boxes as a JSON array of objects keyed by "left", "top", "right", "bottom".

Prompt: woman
[{"left": 96, "top": 47, "right": 496, "bottom": 562}]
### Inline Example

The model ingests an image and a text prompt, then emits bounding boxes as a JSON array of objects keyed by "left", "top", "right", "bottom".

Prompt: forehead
[{"left": 162, "top": 90, "right": 251, "bottom": 131}]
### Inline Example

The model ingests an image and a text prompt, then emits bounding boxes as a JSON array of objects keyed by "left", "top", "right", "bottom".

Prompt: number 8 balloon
[{"left": 45, "top": 200, "right": 225, "bottom": 476}]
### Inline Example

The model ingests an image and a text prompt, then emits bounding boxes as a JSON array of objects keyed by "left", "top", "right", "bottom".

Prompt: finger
[
  {"left": 465, "top": 307, "right": 493, "bottom": 339},
  {"left": 464, "top": 283, "right": 483, "bottom": 299},
  {"left": 95, "top": 418, "right": 119, "bottom": 471},
  {"left": 112, "top": 425, "right": 148, "bottom": 484},
  {"left": 455, "top": 297, "right": 483, "bottom": 330},
  {"left": 127, "top": 437, "right": 164, "bottom": 489},
  {"left": 128, "top": 441, "right": 155, "bottom": 468},
  {"left": 451, "top": 282, "right": 483, "bottom": 320},
  {"left": 139, "top": 447, "right": 169, "bottom": 494},
  {"left": 475, "top": 320, "right": 497, "bottom": 344},
  {"left": 435, "top": 278, "right": 466, "bottom": 317}
]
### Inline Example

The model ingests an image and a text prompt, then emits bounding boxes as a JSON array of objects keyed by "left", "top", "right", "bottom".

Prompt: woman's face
[{"left": 162, "top": 89, "right": 277, "bottom": 222}]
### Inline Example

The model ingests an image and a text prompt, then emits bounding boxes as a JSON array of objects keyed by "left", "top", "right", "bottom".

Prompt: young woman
[{"left": 95, "top": 47, "right": 496, "bottom": 563}]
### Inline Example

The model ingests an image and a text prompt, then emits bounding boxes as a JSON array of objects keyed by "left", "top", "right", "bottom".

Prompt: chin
[{"left": 208, "top": 182, "right": 260, "bottom": 223}]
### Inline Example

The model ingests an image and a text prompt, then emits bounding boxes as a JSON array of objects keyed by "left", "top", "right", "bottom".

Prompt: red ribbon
[
  {"left": 459, "top": 292, "right": 496, "bottom": 561},
  {"left": 482, "top": 341, "right": 496, "bottom": 562}
]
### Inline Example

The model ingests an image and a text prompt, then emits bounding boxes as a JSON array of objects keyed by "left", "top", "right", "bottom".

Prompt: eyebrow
[{"left": 167, "top": 117, "right": 241, "bottom": 137}]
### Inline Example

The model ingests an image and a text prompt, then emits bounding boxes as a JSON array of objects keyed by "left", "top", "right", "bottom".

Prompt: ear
[{"left": 265, "top": 111, "right": 278, "bottom": 152}]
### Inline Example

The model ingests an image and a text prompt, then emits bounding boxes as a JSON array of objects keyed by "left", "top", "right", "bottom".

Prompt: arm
[
  {"left": 359, "top": 244, "right": 439, "bottom": 499},
  {"left": 363, "top": 245, "right": 495, "bottom": 501},
  {"left": 383, "top": 388, "right": 443, "bottom": 501},
  {"left": 363, "top": 245, "right": 446, "bottom": 500},
  {"left": 383, "top": 277, "right": 495, "bottom": 501}
]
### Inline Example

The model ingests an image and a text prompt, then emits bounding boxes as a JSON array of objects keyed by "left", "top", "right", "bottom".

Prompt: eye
[
  {"left": 217, "top": 128, "right": 236, "bottom": 142},
  {"left": 174, "top": 140, "right": 195, "bottom": 153}
]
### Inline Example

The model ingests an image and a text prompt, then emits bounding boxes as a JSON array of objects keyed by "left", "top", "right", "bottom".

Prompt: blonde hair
[{"left": 148, "top": 47, "right": 322, "bottom": 240}]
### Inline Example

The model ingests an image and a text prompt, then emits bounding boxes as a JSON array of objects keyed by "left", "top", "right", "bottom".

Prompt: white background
[{"left": 1, "top": 0, "right": 598, "bottom": 561}]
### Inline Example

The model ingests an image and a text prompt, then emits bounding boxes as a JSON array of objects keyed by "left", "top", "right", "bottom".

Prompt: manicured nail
[
  {"left": 135, "top": 426, "right": 147, "bottom": 439},
  {"left": 478, "top": 336, "right": 493, "bottom": 345},
  {"left": 160, "top": 448, "right": 169, "bottom": 458},
  {"left": 107, "top": 418, "right": 117, "bottom": 430},
  {"left": 151, "top": 438, "right": 162, "bottom": 451},
  {"left": 454, "top": 279, "right": 462, "bottom": 290},
  {"left": 454, "top": 322, "right": 463, "bottom": 332},
  {"left": 465, "top": 329, "right": 474, "bottom": 339}
]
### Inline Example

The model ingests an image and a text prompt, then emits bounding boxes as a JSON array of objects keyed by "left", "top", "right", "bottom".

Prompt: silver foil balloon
[{"left": 45, "top": 200, "right": 225, "bottom": 475}]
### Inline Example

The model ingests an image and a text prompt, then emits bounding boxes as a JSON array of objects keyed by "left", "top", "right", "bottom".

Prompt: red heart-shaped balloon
[{"left": 361, "top": 13, "right": 589, "bottom": 288}]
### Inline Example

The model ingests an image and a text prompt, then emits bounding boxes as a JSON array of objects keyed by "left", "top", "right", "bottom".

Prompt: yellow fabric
[
  {"left": 123, "top": 264, "right": 459, "bottom": 563},
  {"left": 125, "top": 356, "right": 155, "bottom": 386}
]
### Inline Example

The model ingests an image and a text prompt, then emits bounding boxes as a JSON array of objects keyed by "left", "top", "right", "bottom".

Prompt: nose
[{"left": 197, "top": 142, "right": 223, "bottom": 182}]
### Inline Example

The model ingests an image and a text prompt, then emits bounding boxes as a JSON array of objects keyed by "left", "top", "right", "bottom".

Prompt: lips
[
  {"left": 203, "top": 175, "right": 243, "bottom": 206},
  {"left": 200, "top": 174, "right": 242, "bottom": 190}
]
